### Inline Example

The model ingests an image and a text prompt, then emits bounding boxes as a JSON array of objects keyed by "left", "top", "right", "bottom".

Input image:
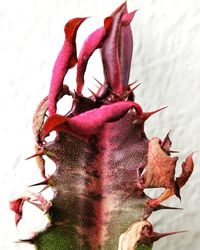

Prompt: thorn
[
  {"left": 149, "top": 230, "right": 187, "bottom": 242},
  {"left": 87, "top": 88, "right": 97, "bottom": 97},
  {"left": 174, "top": 180, "right": 181, "bottom": 201},
  {"left": 142, "top": 106, "right": 167, "bottom": 121},
  {"left": 124, "top": 83, "right": 141, "bottom": 98},
  {"left": 153, "top": 204, "right": 183, "bottom": 211},
  {"left": 25, "top": 149, "right": 44, "bottom": 160},
  {"left": 15, "top": 239, "right": 34, "bottom": 244},
  {"left": 93, "top": 77, "right": 104, "bottom": 87},
  {"left": 123, "top": 80, "right": 137, "bottom": 91},
  {"left": 170, "top": 150, "right": 179, "bottom": 153},
  {"left": 28, "top": 179, "right": 49, "bottom": 187}
]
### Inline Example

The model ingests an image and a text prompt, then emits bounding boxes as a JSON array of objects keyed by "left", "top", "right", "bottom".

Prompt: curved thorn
[{"left": 176, "top": 153, "right": 195, "bottom": 189}]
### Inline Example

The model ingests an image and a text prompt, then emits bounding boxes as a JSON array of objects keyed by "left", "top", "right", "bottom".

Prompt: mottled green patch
[
  {"left": 136, "top": 243, "right": 153, "bottom": 250},
  {"left": 35, "top": 225, "right": 88, "bottom": 250}
]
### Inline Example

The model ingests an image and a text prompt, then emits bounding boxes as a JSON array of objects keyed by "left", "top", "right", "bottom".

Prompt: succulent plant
[{"left": 10, "top": 2, "right": 194, "bottom": 250}]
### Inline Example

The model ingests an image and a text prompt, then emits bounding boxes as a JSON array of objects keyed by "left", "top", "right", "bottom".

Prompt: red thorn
[
  {"left": 142, "top": 106, "right": 167, "bottom": 121},
  {"left": 25, "top": 149, "right": 44, "bottom": 160},
  {"left": 127, "top": 80, "right": 138, "bottom": 88},
  {"left": 93, "top": 77, "right": 104, "bottom": 87},
  {"left": 88, "top": 88, "right": 97, "bottom": 97},
  {"left": 124, "top": 83, "right": 141, "bottom": 98},
  {"left": 122, "top": 80, "right": 137, "bottom": 91}
]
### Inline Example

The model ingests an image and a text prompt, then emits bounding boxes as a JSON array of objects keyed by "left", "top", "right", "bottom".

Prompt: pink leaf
[
  {"left": 9, "top": 198, "right": 24, "bottom": 225},
  {"left": 48, "top": 18, "right": 86, "bottom": 115},
  {"left": 40, "top": 101, "right": 143, "bottom": 141},
  {"left": 76, "top": 17, "right": 113, "bottom": 95}
]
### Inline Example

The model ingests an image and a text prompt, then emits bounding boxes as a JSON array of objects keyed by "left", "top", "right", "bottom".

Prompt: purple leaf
[
  {"left": 119, "top": 9, "right": 137, "bottom": 86},
  {"left": 101, "top": 3, "right": 125, "bottom": 95}
]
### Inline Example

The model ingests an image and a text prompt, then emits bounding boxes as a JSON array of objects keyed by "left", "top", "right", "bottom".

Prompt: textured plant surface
[{"left": 10, "top": 3, "right": 194, "bottom": 250}]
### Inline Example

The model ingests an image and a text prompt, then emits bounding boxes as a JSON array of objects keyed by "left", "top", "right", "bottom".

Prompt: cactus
[{"left": 10, "top": 3, "right": 194, "bottom": 250}]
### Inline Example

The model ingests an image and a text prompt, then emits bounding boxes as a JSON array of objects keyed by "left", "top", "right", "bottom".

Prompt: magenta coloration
[
  {"left": 10, "top": 2, "right": 195, "bottom": 250},
  {"left": 41, "top": 101, "right": 143, "bottom": 142},
  {"left": 48, "top": 17, "right": 87, "bottom": 115},
  {"left": 76, "top": 16, "right": 113, "bottom": 95}
]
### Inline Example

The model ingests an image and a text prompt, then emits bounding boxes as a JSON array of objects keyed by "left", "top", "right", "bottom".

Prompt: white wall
[{"left": 0, "top": 0, "right": 200, "bottom": 249}]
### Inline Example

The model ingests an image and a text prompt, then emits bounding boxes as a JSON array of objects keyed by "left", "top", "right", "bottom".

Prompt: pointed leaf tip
[
  {"left": 64, "top": 17, "right": 88, "bottom": 43},
  {"left": 176, "top": 153, "right": 195, "bottom": 188},
  {"left": 10, "top": 198, "right": 24, "bottom": 225},
  {"left": 104, "top": 16, "right": 113, "bottom": 30},
  {"left": 121, "top": 10, "right": 138, "bottom": 26},
  {"left": 112, "top": 2, "right": 126, "bottom": 16},
  {"left": 48, "top": 17, "right": 87, "bottom": 115}
]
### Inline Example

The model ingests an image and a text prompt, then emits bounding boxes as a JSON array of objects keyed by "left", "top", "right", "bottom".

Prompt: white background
[{"left": 0, "top": 0, "right": 200, "bottom": 249}]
